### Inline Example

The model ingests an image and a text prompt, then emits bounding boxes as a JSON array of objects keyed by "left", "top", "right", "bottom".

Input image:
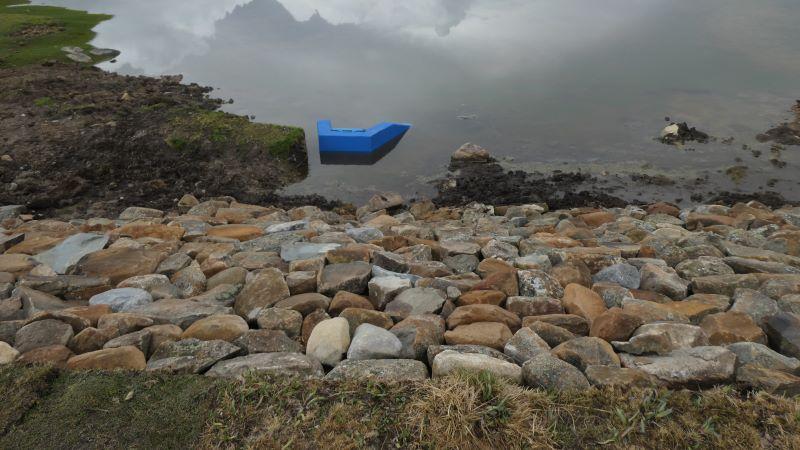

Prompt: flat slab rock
[
  {"left": 620, "top": 346, "right": 736, "bottom": 387},
  {"left": 147, "top": 338, "right": 242, "bottom": 374},
  {"left": 205, "top": 352, "right": 324, "bottom": 379},
  {"left": 326, "top": 359, "right": 429, "bottom": 381}
]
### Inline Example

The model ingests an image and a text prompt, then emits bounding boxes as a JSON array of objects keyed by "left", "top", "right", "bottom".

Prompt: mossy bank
[{"left": 0, "top": 1, "right": 312, "bottom": 218}]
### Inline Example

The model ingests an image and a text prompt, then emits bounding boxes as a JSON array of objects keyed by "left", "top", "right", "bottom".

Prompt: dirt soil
[{"left": 0, "top": 62, "right": 322, "bottom": 218}]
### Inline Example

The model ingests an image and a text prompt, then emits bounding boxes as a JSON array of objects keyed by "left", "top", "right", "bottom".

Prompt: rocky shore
[{"left": 2, "top": 148, "right": 800, "bottom": 395}]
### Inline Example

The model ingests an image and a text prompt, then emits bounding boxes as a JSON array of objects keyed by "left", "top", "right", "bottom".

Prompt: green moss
[
  {"left": 0, "top": 365, "right": 57, "bottom": 435},
  {"left": 0, "top": 0, "right": 111, "bottom": 67},
  {"left": 167, "top": 110, "right": 305, "bottom": 158},
  {"left": 33, "top": 96, "right": 53, "bottom": 107}
]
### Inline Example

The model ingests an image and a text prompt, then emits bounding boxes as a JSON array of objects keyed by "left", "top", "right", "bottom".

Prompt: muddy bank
[
  {"left": 0, "top": 63, "right": 313, "bottom": 218},
  {"left": 757, "top": 100, "right": 800, "bottom": 146}
]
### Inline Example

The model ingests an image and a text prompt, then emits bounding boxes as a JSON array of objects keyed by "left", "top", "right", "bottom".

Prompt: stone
[
  {"left": 562, "top": 283, "right": 607, "bottom": 326},
  {"left": 620, "top": 346, "right": 736, "bottom": 387},
  {"left": 443, "top": 254, "right": 480, "bottom": 274},
  {"left": 347, "top": 323, "right": 403, "bottom": 360},
  {"left": 301, "top": 309, "right": 330, "bottom": 344},
  {"left": 592, "top": 263, "right": 640, "bottom": 289},
  {"left": 523, "top": 314, "right": 589, "bottom": 336},
  {"left": 444, "top": 322, "right": 513, "bottom": 350},
  {"left": 472, "top": 270, "right": 520, "bottom": 297},
  {"left": 182, "top": 314, "right": 249, "bottom": 342},
  {"left": 368, "top": 276, "right": 412, "bottom": 309},
  {"left": 156, "top": 253, "right": 192, "bottom": 277},
  {"left": 691, "top": 274, "right": 760, "bottom": 297},
  {"left": 205, "top": 352, "right": 324, "bottom": 378},
  {"left": 117, "top": 274, "right": 178, "bottom": 300},
  {"left": 621, "top": 298, "right": 689, "bottom": 325},
  {"left": 274, "top": 293, "right": 331, "bottom": 316},
  {"left": 522, "top": 353, "right": 590, "bottom": 390},
  {"left": 339, "top": 308, "right": 393, "bottom": 335},
  {"left": 0, "top": 254, "right": 35, "bottom": 275},
  {"left": 76, "top": 247, "right": 163, "bottom": 285},
  {"left": 66, "top": 346, "right": 147, "bottom": 371},
  {"left": 89, "top": 288, "right": 153, "bottom": 313},
  {"left": 504, "top": 327, "right": 550, "bottom": 364},
  {"left": 778, "top": 294, "right": 800, "bottom": 315},
  {"left": 426, "top": 344, "right": 514, "bottom": 366},
  {"left": 612, "top": 323, "right": 709, "bottom": 355},
  {"left": 675, "top": 257, "right": 734, "bottom": 279},
  {"left": 345, "top": 227, "right": 384, "bottom": 243},
  {"left": 664, "top": 294, "right": 730, "bottom": 323},
  {"left": 265, "top": 220, "right": 308, "bottom": 234},
  {"left": 103, "top": 329, "right": 153, "bottom": 356},
  {"left": 129, "top": 299, "right": 230, "bottom": 329},
  {"left": 527, "top": 321, "right": 576, "bottom": 348},
  {"left": 729, "top": 288, "right": 779, "bottom": 325},
  {"left": 700, "top": 312, "right": 767, "bottom": 346},
  {"left": 452, "top": 143, "right": 493, "bottom": 162},
  {"left": 207, "top": 267, "right": 248, "bottom": 291},
  {"left": 513, "top": 254, "right": 552, "bottom": 271},
  {"left": 0, "top": 341, "right": 20, "bottom": 364},
  {"left": 736, "top": 364, "right": 800, "bottom": 396},
  {"left": 97, "top": 313, "right": 154, "bottom": 336},
  {"left": 68, "top": 327, "right": 114, "bottom": 354},
  {"left": 639, "top": 264, "right": 689, "bottom": 300},
  {"left": 286, "top": 271, "right": 317, "bottom": 295},
  {"left": 326, "top": 359, "right": 428, "bottom": 381},
  {"left": 373, "top": 251, "right": 409, "bottom": 273},
  {"left": 763, "top": 312, "right": 800, "bottom": 359},
  {"left": 118, "top": 206, "right": 163, "bottom": 220},
  {"left": 505, "top": 296, "right": 563, "bottom": 317},
  {"left": 518, "top": 270, "right": 563, "bottom": 298},
  {"left": 207, "top": 225, "right": 264, "bottom": 241},
  {"left": 329, "top": 291, "right": 373, "bottom": 315},
  {"left": 33, "top": 233, "right": 109, "bottom": 274},
  {"left": 592, "top": 283, "right": 634, "bottom": 309},
  {"left": 171, "top": 265, "right": 206, "bottom": 298},
  {"left": 25, "top": 310, "right": 91, "bottom": 333},
  {"left": 385, "top": 287, "right": 445, "bottom": 320},
  {"left": 234, "top": 268, "right": 290, "bottom": 321},
  {"left": 17, "top": 345, "right": 74, "bottom": 367},
  {"left": 584, "top": 366, "right": 660, "bottom": 388},
  {"left": 317, "top": 262, "right": 372, "bottom": 296},
  {"left": 432, "top": 350, "right": 522, "bottom": 384},
  {"left": 589, "top": 307, "right": 643, "bottom": 342},
  {"left": 726, "top": 342, "right": 800, "bottom": 373},
  {"left": 281, "top": 242, "right": 341, "bottom": 262},
  {"left": 481, "top": 239, "right": 519, "bottom": 260},
  {"left": 446, "top": 304, "right": 521, "bottom": 330},
  {"left": 233, "top": 330, "right": 302, "bottom": 354},
  {"left": 551, "top": 337, "right": 620, "bottom": 372},
  {"left": 457, "top": 290, "right": 506, "bottom": 307},
  {"left": 14, "top": 319, "right": 74, "bottom": 353},
  {"left": 306, "top": 317, "right": 351, "bottom": 366}
]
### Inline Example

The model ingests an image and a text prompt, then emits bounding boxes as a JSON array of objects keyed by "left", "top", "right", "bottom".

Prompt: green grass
[
  {"left": 0, "top": 0, "right": 111, "bottom": 67},
  {"left": 167, "top": 110, "right": 306, "bottom": 158},
  {"left": 1, "top": 365, "right": 799, "bottom": 449}
]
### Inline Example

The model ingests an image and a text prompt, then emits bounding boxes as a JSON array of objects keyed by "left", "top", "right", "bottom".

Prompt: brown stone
[
  {"left": 207, "top": 225, "right": 264, "bottom": 241},
  {"left": 145, "top": 324, "right": 183, "bottom": 356},
  {"left": 329, "top": 291, "right": 373, "bottom": 315},
  {"left": 97, "top": 313, "right": 154, "bottom": 336},
  {"left": 700, "top": 312, "right": 767, "bottom": 345},
  {"left": 339, "top": 308, "right": 394, "bottom": 335},
  {"left": 456, "top": 290, "right": 506, "bottom": 306},
  {"left": 522, "top": 314, "right": 589, "bottom": 336},
  {"left": 76, "top": 247, "right": 163, "bottom": 285},
  {"left": 471, "top": 270, "right": 519, "bottom": 297},
  {"left": 114, "top": 223, "right": 185, "bottom": 240},
  {"left": 301, "top": 309, "right": 330, "bottom": 344},
  {"left": 17, "top": 344, "right": 74, "bottom": 368},
  {"left": 234, "top": 268, "right": 290, "bottom": 320},
  {"left": 476, "top": 258, "right": 515, "bottom": 277},
  {"left": 62, "top": 304, "right": 113, "bottom": 327},
  {"left": 444, "top": 322, "right": 513, "bottom": 350},
  {"left": 0, "top": 254, "right": 36, "bottom": 275},
  {"left": 5, "top": 235, "right": 63, "bottom": 255},
  {"left": 562, "top": 283, "right": 607, "bottom": 326},
  {"left": 68, "top": 327, "right": 114, "bottom": 354},
  {"left": 589, "top": 307, "right": 643, "bottom": 342},
  {"left": 325, "top": 245, "right": 372, "bottom": 264},
  {"left": 446, "top": 304, "right": 521, "bottom": 330},
  {"left": 579, "top": 211, "right": 616, "bottom": 228},
  {"left": 66, "top": 346, "right": 146, "bottom": 370},
  {"left": 181, "top": 314, "right": 249, "bottom": 342},
  {"left": 274, "top": 293, "right": 331, "bottom": 316},
  {"left": 551, "top": 337, "right": 620, "bottom": 372}
]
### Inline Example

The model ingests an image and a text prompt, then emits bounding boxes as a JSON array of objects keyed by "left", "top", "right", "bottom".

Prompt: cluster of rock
[{"left": 2, "top": 183, "right": 800, "bottom": 394}]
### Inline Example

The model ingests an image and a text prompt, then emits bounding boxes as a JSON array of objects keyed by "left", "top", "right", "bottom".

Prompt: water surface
[{"left": 37, "top": 0, "right": 800, "bottom": 203}]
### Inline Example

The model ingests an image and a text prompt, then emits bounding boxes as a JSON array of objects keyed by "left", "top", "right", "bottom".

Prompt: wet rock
[
  {"left": 67, "top": 345, "right": 147, "bottom": 371},
  {"left": 347, "top": 323, "right": 402, "bottom": 360},
  {"left": 206, "top": 352, "right": 323, "bottom": 379},
  {"left": 32, "top": 233, "right": 108, "bottom": 274},
  {"left": 726, "top": 342, "right": 800, "bottom": 373},
  {"left": 317, "top": 262, "right": 372, "bottom": 296},
  {"left": 306, "top": 317, "right": 350, "bottom": 366},
  {"left": 592, "top": 263, "right": 640, "bottom": 289},
  {"left": 612, "top": 323, "right": 709, "bottom": 355},
  {"left": 504, "top": 327, "right": 550, "bottom": 364},
  {"left": 326, "top": 359, "right": 428, "bottom": 381},
  {"left": 444, "top": 322, "right": 513, "bottom": 350},
  {"left": 89, "top": 288, "right": 153, "bottom": 313},
  {"left": 234, "top": 268, "right": 290, "bottom": 320},
  {"left": 385, "top": 287, "right": 445, "bottom": 320},
  {"left": 700, "top": 311, "right": 767, "bottom": 345},
  {"left": 620, "top": 346, "right": 736, "bottom": 387},
  {"left": 584, "top": 365, "right": 660, "bottom": 388},
  {"left": 522, "top": 353, "right": 590, "bottom": 391},
  {"left": 14, "top": 319, "right": 74, "bottom": 353},
  {"left": 432, "top": 350, "right": 521, "bottom": 384}
]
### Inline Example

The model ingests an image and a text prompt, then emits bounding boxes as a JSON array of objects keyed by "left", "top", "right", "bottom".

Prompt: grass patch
[
  {"left": 0, "top": 0, "right": 111, "bottom": 67},
  {"left": 167, "top": 110, "right": 306, "bottom": 158},
  {"left": 1, "top": 366, "right": 799, "bottom": 449}
]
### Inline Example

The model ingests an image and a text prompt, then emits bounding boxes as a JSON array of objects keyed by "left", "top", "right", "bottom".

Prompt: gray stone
[
  {"left": 372, "top": 265, "right": 421, "bottom": 283},
  {"left": 514, "top": 254, "right": 552, "bottom": 271},
  {"left": 612, "top": 323, "right": 709, "bottom": 355},
  {"left": 443, "top": 254, "right": 480, "bottom": 274},
  {"left": 526, "top": 321, "right": 576, "bottom": 348},
  {"left": 764, "top": 312, "right": 800, "bottom": 359},
  {"left": 620, "top": 346, "right": 737, "bottom": 387},
  {"left": 205, "top": 352, "right": 324, "bottom": 378},
  {"left": 675, "top": 257, "right": 734, "bottom": 279},
  {"left": 347, "top": 323, "right": 402, "bottom": 360},
  {"left": 15, "top": 319, "right": 73, "bottom": 353},
  {"left": 256, "top": 307, "right": 303, "bottom": 338},
  {"left": 234, "top": 268, "right": 290, "bottom": 321},
  {"left": 0, "top": 205, "right": 24, "bottom": 220},
  {"left": 440, "top": 240, "right": 481, "bottom": 257},
  {"left": 130, "top": 299, "right": 231, "bottom": 328},
  {"left": 190, "top": 284, "right": 240, "bottom": 307},
  {"left": 481, "top": 239, "right": 519, "bottom": 260},
  {"left": 117, "top": 274, "right": 178, "bottom": 300},
  {"left": 522, "top": 353, "right": 590, "bottom": 390},
  {"left": 426, "top": 344, "right": 514, "bottom": 366},
  {"left": 584, "top": 366, "right": 660, "bottom": 388},
  {"left": 234, "top": 330, "right": 303, "bottom": 354},
  {"left": 551, "top": 337, "right": 620, "bottom": 371},
  {"left": 432, "top": 350, "right": 522, "bottom": 384},
  {"left": 726, "top": 342, "right": 800, "bottom": 373},
  {"left": 373, "top": 251, "right": 409, "bottom": 273},
  {"left": 280, "top": 242, "right": 340, "bottom": 262},
  {"left": 345, "top": 227, "right": 383, "bottom": 243},
  {"left": 385, "top": 287, "right": 445, "bottom": 320},
  {"left": 33, "top": 233, "right": 109, "bottom": 274},
  {"left": 306, "top": 317, "right": 350, "bottom": 366},
  {"left": 592, "top": 263, "right": 640, "bottom": 289},
  {"left": 0, "top": 342, "right": 19, "bottom": 364},
  {"left": 89, "top": 288, "right": 152, "bottom": 313},
  {"left": 317, "top": 262, "right": 372, "bottom": 296},
  {"left": 368, "top": 276, "right": 412, "bottom": 309},
  {"left": 730, "top": 288, "right": 779, "bottom": 325},
  {"left": 778, "top": 294, "right": 800, "bottom": 315},
  {"left": 103, "top": 329, "right": 152, "bottom": 356},
  {"left": 518, "top": 270, "right": 564, "bottom": 298},
  {"left": 266, "top": 220, "right": 308, "bottom": 234},
  {"left": 326, "top": 359, "right": 428, "bottom": 381},
  {"left": 503, "top": 328, "right": 550, "bottom": 364},
  {"left": 118, "top": 206, "right": 163, "bottom": 220},
  {"left": 156, "top": 253, "right": 192, "bottom": 277},
  {"left": 171, "top": 265, "right": 206, "bottom": 298},
  {"left": 639, "top": 264, "right": 689, "bottom": 300}
]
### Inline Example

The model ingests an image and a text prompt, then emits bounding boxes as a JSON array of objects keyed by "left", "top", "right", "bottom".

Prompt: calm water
[{"left": 37, "top": 0, "right": 800, "bottom": 202}]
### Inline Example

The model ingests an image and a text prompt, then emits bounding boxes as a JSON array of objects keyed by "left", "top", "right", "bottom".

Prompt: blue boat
[{"left": 317, "top": 120, "right": 411, "bottom": 153}]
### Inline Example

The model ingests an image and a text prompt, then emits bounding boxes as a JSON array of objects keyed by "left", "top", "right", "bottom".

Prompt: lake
[{"left": 36, "top": 0, "right": 800, "bottom": 203}]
